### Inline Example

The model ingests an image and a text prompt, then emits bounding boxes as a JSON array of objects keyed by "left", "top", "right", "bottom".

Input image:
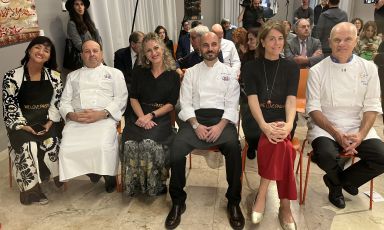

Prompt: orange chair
[
  {"left": 301, "top": 150, "right": 374, "bottom": 210},
  {"left": 293, "top": 68, "right": 309, "bottom": 202}
]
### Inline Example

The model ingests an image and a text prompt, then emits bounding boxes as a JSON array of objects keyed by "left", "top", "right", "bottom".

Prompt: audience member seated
[
  {"left": 221, "top": 18, "right": 236, "bottom": 41},
  {"left": 232, "top": 27, "right": 249, "bottom": 62},
  {"left": 121, "top": 33, "right": 180, "bottom": 196},
  {"left": 165, "top": 32, "right": 244, "bottom": 230},
  {"left": 242, "top": 21, "right": 299, "bottom": 230},
  {"left": 239, "top": 28, "right": 259, "bottom": 159},
  {"left": 285, "top": 18, "right": 323, "bottom": 68},
  {"left": 176, "top": 20, "right": 192, "bottom": 59},
  {"left": 293, "top": 0, "right": 314, "bottom": 26},
  {"left": 306, "top": 22, "right": 384, "bottom": 209},
  {"left": 238, "top": 0, "right": 265, "bottom": 30},
  {"left": 356, "top": 21, "right": 382, "bottom": 61},
  {"left": 65, "top": 0, "right": 102, "bottom": 70},
  {"left": 59, "top": 40, "right": 128, "bottom": 193},
  {"left": 114, "top": 31, "right": 144, "bottom": 91},
  {"left": 283, "top": 20, "right": 296, "bottom": 41},
  {"left": 2, "top": 36, "right": 63, "bottom": 205},
  {"left": 313, "top": 0, "right": 348, "bottom": 57},
  {"left": 212, "top": 24, "right": 241, "bottom": 75},
  {"left": 351, "top": 18, "right": 364, "bottom": 36},
  {"left": 155, "top": 25, "right": 175, "bottom": 58}
]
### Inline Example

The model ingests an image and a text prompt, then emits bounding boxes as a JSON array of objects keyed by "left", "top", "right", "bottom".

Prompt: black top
[
  {"left": 242, "top": 58, "right": 299, "bottom": 122},
  {"left": 243, "top": 6, "right": 264, "bottom": 30},
  {"left": 314, "top": 4, "right": 328, "bottom": 25},
  {"left": 130, "top": 67, "right": 180, "bottom": 107},
  {"left": 375, "top": 5, "right": 384, "bottom": 34},
  {"left": 165, "top": 40, "right": 175, "bottom": 58}
]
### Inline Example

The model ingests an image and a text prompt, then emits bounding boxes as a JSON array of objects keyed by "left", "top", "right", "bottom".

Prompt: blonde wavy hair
[{"left": 139, "top": 32, "right": 176, "bottom": 71}]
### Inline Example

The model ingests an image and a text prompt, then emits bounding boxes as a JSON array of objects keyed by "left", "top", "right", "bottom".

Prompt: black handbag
[{"left": 63, "top": 38, "right": 83, "bottom": 70}]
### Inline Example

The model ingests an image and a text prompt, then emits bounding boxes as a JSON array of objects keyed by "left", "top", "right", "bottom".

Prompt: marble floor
[{"left": 1, "top": 115, "right": 384, "bottom": 230}]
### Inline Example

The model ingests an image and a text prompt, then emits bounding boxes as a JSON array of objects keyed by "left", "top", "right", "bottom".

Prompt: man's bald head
[
  {"left": 200, "top": 32, "right": 220, "bottom": 61},
  {"left": 329, "top": 22, "right": 358, "bottom": 63},
  {"left": 211, "top": 24, "right": 224, "bottom": 39},
  {"left": 330, "top": 22, "right": 358, "bottom": 39}
]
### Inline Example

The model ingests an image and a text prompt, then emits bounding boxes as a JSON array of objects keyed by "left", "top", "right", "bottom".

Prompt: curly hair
[
  {"left": 256, "top": 20, "right": 286, "bottom": 59},
  {"left": 232, "top": 27, "right": 248, "bottom": 46},
  {"left": 140, "top": 32, "right": 176, "bottom": 71}
]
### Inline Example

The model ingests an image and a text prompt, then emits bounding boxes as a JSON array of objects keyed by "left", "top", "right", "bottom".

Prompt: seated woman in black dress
[
  {"left": 155, "top": 25, "right": 175, "bottom": 58},
  {"left": 121, "top": 32, "right": 180, "bottom": 196},
  {"left": 242, "top": 21, "right": 299, "bottom": 229},
  {"left": 2, "top": 36, "right": 63, "bottom": 205}
]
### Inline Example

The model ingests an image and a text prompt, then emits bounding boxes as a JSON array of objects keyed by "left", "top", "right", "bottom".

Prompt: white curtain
[
  {"left": 88, "top": 0, "right": 177, "bottom": 66},
  {"left": 219, "top": 0, "right": 241, "bottom": 27},
  {"left": 339, "top": 0, "right": 354, "bottom": 20}
]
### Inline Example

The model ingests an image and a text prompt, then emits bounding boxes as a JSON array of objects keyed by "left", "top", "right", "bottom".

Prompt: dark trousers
[
  {"left": 312, "top": 137, "right": 384, "bottom": 187},
  {"left": 169, "top": 123, "right": 242, "bottom": 205}
]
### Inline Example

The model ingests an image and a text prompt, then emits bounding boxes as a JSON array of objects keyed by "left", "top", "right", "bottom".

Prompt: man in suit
[
  {"left": 114, "top": 31, "right": 144, "bottom": 91},
  {"left": 285, "top": 18, "right": 323, "bottom": 68}
]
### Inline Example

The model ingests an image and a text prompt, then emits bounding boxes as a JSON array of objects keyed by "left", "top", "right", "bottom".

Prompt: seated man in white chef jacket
[{"left": 59, "top": 40, "right": 128, "bottom": 193}]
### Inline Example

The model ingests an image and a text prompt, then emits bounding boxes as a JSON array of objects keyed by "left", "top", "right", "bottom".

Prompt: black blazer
[{"left": 114, "top": 46, "right": 134, "bottom": 91}]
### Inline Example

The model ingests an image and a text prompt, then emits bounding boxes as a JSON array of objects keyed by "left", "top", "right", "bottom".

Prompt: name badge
[
  {"left": 220, "top": 73, "right": 230, "bottom": 81},
  {"left": 360, "top": 72, "right": 368, "bottom": 86}
]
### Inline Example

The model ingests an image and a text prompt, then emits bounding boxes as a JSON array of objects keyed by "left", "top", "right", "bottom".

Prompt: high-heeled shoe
[
  {"left": 278, "top": 208, "right": 297, "bottom": 230},
  {"left": 251, "top": 195, "right": 264, "bottom": 224}
]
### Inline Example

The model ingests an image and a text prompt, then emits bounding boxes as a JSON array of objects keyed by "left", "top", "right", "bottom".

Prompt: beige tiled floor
[{"left": 1, "top": 114, "right": 384, "bottom": 230}]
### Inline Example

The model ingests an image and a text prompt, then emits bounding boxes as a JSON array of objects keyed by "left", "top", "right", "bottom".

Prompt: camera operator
[
  {"left": 375, "top": 0, "right": 384, "bottom": 38},
  {"left": 238, "top": 0, "right": 265, "bottom": 30}
]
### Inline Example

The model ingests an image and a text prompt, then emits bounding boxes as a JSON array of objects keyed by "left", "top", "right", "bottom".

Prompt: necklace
[{"left": 262, "top": 59, "right": 280, "bottom": 105}]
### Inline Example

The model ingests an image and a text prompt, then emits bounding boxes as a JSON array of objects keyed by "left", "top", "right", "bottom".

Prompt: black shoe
[
  {"left": 53, "top": 176, "right": 64, "bottom": 188},
  {"left": 104, "top": 176, "right": 116, "bottom": 193},
  {"left": 165, "top": 203, "right": 186, "bottom": 229},
  {"left": 342, "top": 183, "right": 358, "bottom": 196},
  {"left": 323, "top": 175, "right": 345, "bottom": 209},
  {"left": 247, "top": 147, "right": 256, "bottom": 159},
  {"left": 155, "top": 184, "right": 168, "bottom": 196},
  {"left": 227, "top": 203, "right": 245, "bottom": 230},
  {"left": 87, "top": 173, "right": 102, "bottom": 183}
]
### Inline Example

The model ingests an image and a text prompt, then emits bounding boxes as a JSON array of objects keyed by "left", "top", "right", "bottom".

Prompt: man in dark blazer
[
  {"left": 285, "top": 18, "right": 323, "bottom": 68},
  {"left": 114, "top": 31, "right": 144, "bottom": 91}
]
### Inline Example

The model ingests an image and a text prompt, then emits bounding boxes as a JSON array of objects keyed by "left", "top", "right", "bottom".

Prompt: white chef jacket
[
  {"left": 220, "top": 38, "right": 241, "bottom": 75},
  {"left": 178, "top": 60, "right": 240, "bottom": 124},
  {"left": 306, "top": 55, "right": 382, "bottom": 143},
  {"left": 59, "top": 64, "right": 128, "bottom": 181}
]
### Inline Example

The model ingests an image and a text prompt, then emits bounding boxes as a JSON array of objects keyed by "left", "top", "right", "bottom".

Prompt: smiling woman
[
  {"left": 120, "top": 32, "right": 180, "bottom": 197},
  {"left": 2, "top": 36, "right": 64, "bottom": 205}
]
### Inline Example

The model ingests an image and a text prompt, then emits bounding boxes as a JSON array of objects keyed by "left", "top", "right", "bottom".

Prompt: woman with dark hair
[
  {"left": 239, "top": 27, "right": 259, "bottom": 159},
  {"left": 65, "top": 0, "right": 102, "bottom": 68},
  {"left": 155, "top": 25, "right": 175, "bottom": 58},
  {"left": 2, "top": 36, "right": 63, "bottom": 205},
  {"left": 356, "top": 21, "right": 382, "bottom": 61},
  {"left": 121, "top": 33, "right": 180, "bottom": 196},
  {"left": 242, "top": 21, "right": 299, "bottom": 229},
  {"left": 351, "top": 18, "right": 364, "bottom": 36}
]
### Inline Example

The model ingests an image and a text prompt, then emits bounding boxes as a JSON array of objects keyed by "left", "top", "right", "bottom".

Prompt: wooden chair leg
[
  {"left": 369, "top": 179, "right": 373, "bottom": 210},
  {"left": 240, "top": 142, "right": 248, "bottom": 183},
  {"left": 189, "top": 153, "right": 192, "bottom": 169},
  {"left": 9, "top": 155, "right": 12, "bottom": 188},
  {"left": 301, "top": 152, "right": 312, "bottom": 205},
  {"left": 116, "top": 174, "right": 123, "bottom": 193}
]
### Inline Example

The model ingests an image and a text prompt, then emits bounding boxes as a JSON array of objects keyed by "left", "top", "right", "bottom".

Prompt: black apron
[{"left": 8, "top": 67, "right": 57, "bottom": 150}]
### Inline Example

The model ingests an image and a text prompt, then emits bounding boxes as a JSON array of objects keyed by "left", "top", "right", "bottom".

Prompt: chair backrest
[
  {"left": 297, "top": 68, "right": 309, "bottom": 100},
  {"left": 296, "top": 68, "right": 309, "bottom": 113}
]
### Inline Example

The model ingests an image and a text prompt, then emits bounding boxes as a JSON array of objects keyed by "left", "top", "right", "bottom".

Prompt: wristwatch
[{"left": 192, "top": 122, "right": 200, "bottom": 130}]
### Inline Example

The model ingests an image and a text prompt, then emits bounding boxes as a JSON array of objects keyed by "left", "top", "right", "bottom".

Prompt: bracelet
[
  {"left": 104, "top": 109, "right": 110, "bottom": 118},
  {"left": 150, "top": 111, "right": 156, "bottom": 118}
]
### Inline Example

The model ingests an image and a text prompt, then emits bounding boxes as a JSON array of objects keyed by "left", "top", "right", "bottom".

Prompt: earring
[{"left": 145, "top": 59, "right": 150, "bottom": 64}]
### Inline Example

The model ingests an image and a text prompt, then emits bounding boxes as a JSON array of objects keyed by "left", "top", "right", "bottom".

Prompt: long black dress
[{"left": 121, "top": 67, "right": 180, "bottom": 196}]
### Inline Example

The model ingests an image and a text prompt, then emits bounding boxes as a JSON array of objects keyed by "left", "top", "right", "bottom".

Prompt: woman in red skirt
[{"left": 242, "top": 20, "right": 300, "bottom": 230}]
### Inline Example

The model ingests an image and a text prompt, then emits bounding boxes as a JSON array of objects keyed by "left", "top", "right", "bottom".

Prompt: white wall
[{"left": 352, "top": 1, "right": 375, "bottom": 22}]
